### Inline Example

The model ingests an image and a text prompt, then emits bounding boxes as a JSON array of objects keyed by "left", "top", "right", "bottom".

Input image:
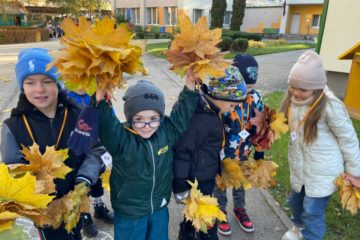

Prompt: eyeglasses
[{"left": 132, "top": 119, "right": 162, "bottom": 128}]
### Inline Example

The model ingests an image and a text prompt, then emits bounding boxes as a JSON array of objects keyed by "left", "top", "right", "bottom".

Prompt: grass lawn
[
  {"left": 263, "top": 91, "right": 360, "bottom": 240},
  {"left": 146, "top": 42, "right": 315, "bottom": 59}
]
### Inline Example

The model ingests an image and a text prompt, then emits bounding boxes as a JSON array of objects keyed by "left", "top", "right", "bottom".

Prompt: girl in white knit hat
[{"left": 280, "top": 50, "right": 360, "bottom": 240}]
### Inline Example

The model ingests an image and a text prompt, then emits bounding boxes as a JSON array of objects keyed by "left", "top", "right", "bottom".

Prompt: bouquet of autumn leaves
[
  {"left": 216, "top": 105, "right": 289, "bottom": 190},
  {"left": 183, "top": 180, "right": 226, "bottom": 233},
  {"left": 335, "top": 174, "right": 360, "bottom": 215},
  {"left": 166, "top": 14, "right": 230, "bottom": 83},
  {"left": 0, "top": 144, "right": 89, "bottom": 234},
  {"left": 47, "top": 17, "right": 147, "bottom": 96}
]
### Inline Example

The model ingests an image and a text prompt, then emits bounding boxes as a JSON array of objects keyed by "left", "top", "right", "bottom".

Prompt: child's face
[
  {"left": 23, "top": 74, "right": 58, "bottom": 115},
  {"left": 216, "top": 101, "right": 239, "bottom": 114},
  {"left": 131, "top": 110, "right": 161, "bottom": 139},
  {"left": 289, "top": 86, "right": 314, "bottom": 101}
]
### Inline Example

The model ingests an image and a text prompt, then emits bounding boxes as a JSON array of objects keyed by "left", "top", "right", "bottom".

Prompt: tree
[
  {"left": 230, "top": 0, "right": 246, "bottom": 30},
  {"left": 210, "top": 0, "right": 227, "bottom": 28}
]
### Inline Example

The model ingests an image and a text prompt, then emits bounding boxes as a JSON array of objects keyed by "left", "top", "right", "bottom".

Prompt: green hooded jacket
[{"left": 96, "top": 86, "right": 198, "bottom": 218}]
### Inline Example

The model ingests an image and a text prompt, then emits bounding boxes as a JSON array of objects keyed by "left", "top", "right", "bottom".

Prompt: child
[
  {"left": 67, "top": 90, "right": 114, "bottom": 237},
  {"left": 213, "top": 54, "right": 264, "bottom": 235},
  {"left": 0, "top": 48, "right": 105, "bottom": 240},
  {"left": 280, "top": 50, "right": 360, "bottom": 240},
  {"left": 93, "top": 77, "right": 198, "bottom": 240},
  {"left": 172, "top": 66, "right": 248, "bottom": 240}
]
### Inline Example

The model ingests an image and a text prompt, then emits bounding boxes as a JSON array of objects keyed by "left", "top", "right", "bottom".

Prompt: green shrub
[
  {"left": 218, "top": 36, "right": 233, "bottom": 51},
  {"left": 232, "top": 38, "right": 248, "bottom": 52},
  {"left": 154, "top": 33, "right": 160, "bottom": 39},
  {"left": 134, "top": 25, "right": 143, "bottom": 33},
  {"left": 136, "top": 32, "right": 145, "bottom": 39}
]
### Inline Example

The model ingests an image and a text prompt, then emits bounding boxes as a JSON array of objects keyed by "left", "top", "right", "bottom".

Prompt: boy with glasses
[{"left": 92, "top": 79, "right": 198, "bottom": 240}]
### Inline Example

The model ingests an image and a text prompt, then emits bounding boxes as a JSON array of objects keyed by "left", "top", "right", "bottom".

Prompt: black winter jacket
[
  {"left": 173, "top": 95, "right": 223, "bottom": 194},
  {"left": 0, "top": 91, "right": 105, "bottom": 198}
]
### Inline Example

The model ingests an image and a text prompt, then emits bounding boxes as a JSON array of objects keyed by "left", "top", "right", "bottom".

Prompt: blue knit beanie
[
  {"left": 204, "top": 66, "right": 247, "bottom": 102},
  {"left": 15, "top": 48, "right": 60, "bottom": 92},
  {"left": 232, "top": 54, "right": 259, "bottom": 85}
]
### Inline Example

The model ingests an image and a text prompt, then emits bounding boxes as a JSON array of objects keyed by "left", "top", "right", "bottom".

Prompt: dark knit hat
[
  {"left": 204, "top": 66, "right": 247, "bottom": 102},
  {"left": 232, "top": 54, "right": 259, "bottom": 85},
  {"left": 123, "top": 80, "right": 165, "bottom": 122},
  {"left": 15, "top": 48, "right": 61, "bottom": 92}
]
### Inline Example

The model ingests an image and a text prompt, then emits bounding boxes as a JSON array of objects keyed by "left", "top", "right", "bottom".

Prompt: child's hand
[
  {"left": 185, "top": 68, "right": 197, "bottom": 91},
  {"left": 96, "top": 88, "right": 105, "bottom": 102},
  {"left": 174, "top": 190, "right": 189, "bottom": 204},
  {"left": 345, "top": 174, "right": 360, "bottom": 188}
]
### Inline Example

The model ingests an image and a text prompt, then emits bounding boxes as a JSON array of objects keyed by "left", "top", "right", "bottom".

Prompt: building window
[
  {"left": 116, "top": 8, "right": 127, "bottom": 19},
  {"left": 223, "top": 11, "right": 231, "bottom": 25},
  {"left": 312, "top": 15, "right": 320, "bottom": 28},
  {"left": 130, "top": 8, "right": 140, "bottom": 24},
  {"left": 164, "top": 7, "right": 177, "bottom": 25},
  {"left": 193, "top": 9, "right": 203, "bottom": 23},
  {"left": 147, "top": 7, "right": 159, "bottom": 25}
]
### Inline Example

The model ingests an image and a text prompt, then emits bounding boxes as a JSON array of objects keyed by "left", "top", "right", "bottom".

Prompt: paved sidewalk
[{"left": 0, "top": 41, "right": 306, "bottom": 240}]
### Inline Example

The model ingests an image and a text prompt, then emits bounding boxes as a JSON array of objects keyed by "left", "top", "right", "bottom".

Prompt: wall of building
[
  {"left": 320, "top": 0, "right": 360, "bottom": 73},
  {"left": 241, "top": 7, "right": 282, "bottom": 33},
  {"left": 285, "top": 4, "right": 322, "bottom": 35}
]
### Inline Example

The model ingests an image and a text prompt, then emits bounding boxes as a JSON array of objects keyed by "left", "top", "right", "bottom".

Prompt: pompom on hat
[
  {"left": 123, "top": 80, "right": 165, "bottom": 122},
  {"left": 15, "top": 48, "right": 61, "bottom": 92},
  {"left": 288, "top": 50, "right": 327, "bottom": 90},
  {"left": 232, "top": 54, "right": 259, "bottom": 85},
  {"left": 203, "top": 65, "right": 247, "bottom": 102}
]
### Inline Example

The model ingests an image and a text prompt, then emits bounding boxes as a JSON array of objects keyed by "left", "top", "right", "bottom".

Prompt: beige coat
[{"left": 288, "top": 89, "right": 360, "bottom": 197}]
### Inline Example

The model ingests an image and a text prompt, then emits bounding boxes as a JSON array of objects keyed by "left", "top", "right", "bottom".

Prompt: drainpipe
[{"left": 315, "top": 0, "right": 329, "bottom": 54}]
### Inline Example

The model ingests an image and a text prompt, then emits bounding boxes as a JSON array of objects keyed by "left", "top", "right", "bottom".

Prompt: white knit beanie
[{"left": 288, "top": 50, "right": 327, "bottom": 90}]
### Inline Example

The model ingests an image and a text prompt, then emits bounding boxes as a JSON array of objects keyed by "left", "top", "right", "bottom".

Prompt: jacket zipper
[{"left": 148, "top": 140, "right": 155, "bottom": 214}]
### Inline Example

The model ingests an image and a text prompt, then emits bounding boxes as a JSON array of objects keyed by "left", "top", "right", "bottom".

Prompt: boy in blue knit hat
[
  {"left": 0, "top": 48, "right": 105, "bottom": 240},
  {"left": 214, "top": 54, "right": 264, "bottom": 236},
  {"left": 173, "top": 66, "right": 247, "bottom": 240}
]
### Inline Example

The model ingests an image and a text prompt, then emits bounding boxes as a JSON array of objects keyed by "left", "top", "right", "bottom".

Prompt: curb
[{"left": 259, "top": 189, "right": 293, "bottom": 229}]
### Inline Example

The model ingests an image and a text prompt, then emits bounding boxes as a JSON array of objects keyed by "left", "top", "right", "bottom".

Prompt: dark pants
[
  {"left": 179, "top": 179, "right": 218, "bottom": 240},
  {"left": 38, "top": 222, "right": 82, "bottom": 240}
]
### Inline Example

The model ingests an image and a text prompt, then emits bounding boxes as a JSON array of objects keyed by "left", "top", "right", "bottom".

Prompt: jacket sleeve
[
  {"left": 326, "top": 96, "right": 360, "bottom": 176},
  {"left": 165, "top": 86, "right": 199, "bottom": 143},
  {"left": 95, "top": 100, "right": 126, "bottom": 157},
  {"left": 252, "top": 90, "right": 265, "bottom": 158},
  {"left": 223, "top": 112, "right": 239, "bottom": 159},
  {"left": 76, "top": 143, "right": 106, "bottom": 186},
  {"left": 172, "top": 115, "right": 211, "bottom": 193},
  {"left": 0, "top": 123, "right": 25, "bottom": 164}
]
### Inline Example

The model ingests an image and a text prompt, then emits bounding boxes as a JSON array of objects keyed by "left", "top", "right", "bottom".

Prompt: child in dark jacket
[
  {"left": 0, "top": 48, "right": 105, "bottom": 240},
  {"left": 93, "top": 77, "right": 198, "bottom": 240},
  {"left": 67, "top": 90, "right": 114, "bottom": 237},
  {"left": 213, "top": 54, "right": 264, "bottom": 235},
  {"left": 173, "top": 66, "right": 248, "bottom": 240}
]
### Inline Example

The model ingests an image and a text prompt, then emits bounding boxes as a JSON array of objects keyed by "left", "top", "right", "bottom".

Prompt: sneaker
[
  {"left": 94, "top": 203, "right": 114, "bottom": 224},
  {"left": 282, "top": 226, "right": 303, "bottom": 240},
  {"left": 217, "top": 220, "right": 231, "bottom": 236},
  {"left": 233, "top": 207, "right": 254, "bottom": 233},
  {"left": 81, "top": 213, "right": 98, "bottom": 238}
]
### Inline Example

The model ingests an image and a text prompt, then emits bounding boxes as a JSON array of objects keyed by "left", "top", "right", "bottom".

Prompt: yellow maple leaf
[
  {"left": 167, "top": 14, "right": 229, "bottom": 82},
  {"left": 183, "top": 179, "right": 226, "bottom": 233},
  {"left": 101, "top": 170, "right": 111, "bottom": 192},
  {"left": 335, "top": 175, "right": 360, "bottom": 215},
  {"left": 216, "top": 158, "right": 251, "bottom": 191},
  {"left": 48, "top": 17, "right": 147, "bottom": 95},
  {"left": 0, "top": 211, "right": 18, "bottom": 233},
  {"left": 270, "top": 112, "right": 289, "bottom": 140},
  {"left": 0, "top": 164, "right": 54, "bottom": 208},
  {"left": 9, "top": 144, "right": 71, "bottom": 194}
]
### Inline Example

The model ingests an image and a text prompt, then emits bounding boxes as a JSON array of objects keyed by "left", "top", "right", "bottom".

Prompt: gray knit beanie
[{"left": 123, "top": 80, "right": 165, "bottom": 122}]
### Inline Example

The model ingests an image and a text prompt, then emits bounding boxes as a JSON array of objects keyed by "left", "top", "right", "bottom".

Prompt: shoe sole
[
  {"left": 217, "top": 228, "right": 232, "bottom": 236},
  {"left": 232, "top": 212, "right": 255, "bottom": 233}
]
